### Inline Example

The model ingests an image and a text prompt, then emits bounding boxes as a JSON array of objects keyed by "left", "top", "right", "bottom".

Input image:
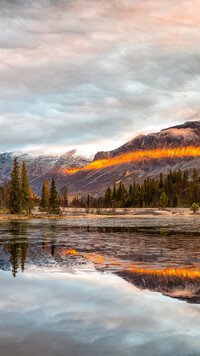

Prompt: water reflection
[
  {"left": 5, "top": 222, "right": 29, "bottom": 277},
  {"left": 1, "top": 220, "right": 200, "bottom": 355},
  {"left": 0, "top": 220, "right": 200, "bottom": 304}
]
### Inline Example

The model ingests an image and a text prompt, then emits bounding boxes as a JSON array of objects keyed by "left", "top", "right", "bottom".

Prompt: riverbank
[{"left": 0, "top": 207, "right": 198, "bottom": 220}]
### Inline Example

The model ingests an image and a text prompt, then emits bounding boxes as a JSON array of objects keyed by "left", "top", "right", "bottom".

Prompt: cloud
[
  {"left": 0, "top": 268, "right": 200, "bottom": 356},
  {"left": 0, "top": 0, "right": 200, "bottom": 152}
]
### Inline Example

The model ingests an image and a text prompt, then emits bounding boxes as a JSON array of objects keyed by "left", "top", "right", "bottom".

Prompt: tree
[
  {"left": 49, "top": 178, "right": 60, "bottom": 214},
  {"left": 86, "top": 194, "right": 91, "bottom": 209},
  {"left": 39, "top": 183, "right": 48, "bottom": 211},
  {"left": 190, "top": 202, "right": 199, "bottom": 214},
  {"left": 192, "top": 168, "right": 198, "bottom": 182},
  {"left": 21, "top": 160, "right": 29, "bottom": 212},
  {"left": 9, "top": 158, "right": 21, "bottom": 214},
  {"left": 45, "top": 178, "right": 49, "bottom": 206},
  {"left": 159, "top": 173, "right": 163, "bottom": 189},
  {"left": 29, "top": 187, "right": 33, "bottom": 199},
  {"left": 117, "top": 181, "right": 122, "bottom": 202},
  {"left": 159, "top": 192, "right": 168, "bottom": 208},
  {"left": 60, "top": 186, "right": 68, "bottom": 207},
  {"left": 183, "top": 169, "right": 189, "bottom": 186},
  {"left": 105, "top": 187, "right": 112, "bottom": 207},
  {"left": 28, "top": 187, "right": 34, "bottom": 213},
  {"left": 112, "top": 182, "right": 117, "bottom": 201}
]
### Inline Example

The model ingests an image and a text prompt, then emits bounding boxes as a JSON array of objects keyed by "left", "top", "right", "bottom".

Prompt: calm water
[{"left": 0, "top": 217, "right": 200, "bottom": 355}]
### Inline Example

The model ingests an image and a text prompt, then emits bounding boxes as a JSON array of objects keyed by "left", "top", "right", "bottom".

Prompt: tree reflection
[{"left": 6, "top": 222, "right": 29, "bottom": 277}]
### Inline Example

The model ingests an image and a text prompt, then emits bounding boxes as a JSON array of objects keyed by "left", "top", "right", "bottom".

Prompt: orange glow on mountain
[
  {"left": 61, "top": 249, "right": 79, "bottom": 256},
  {"left": 61, "top": 168, "right": 80, "bottom": 175},
  {"left": 62, "top": 146, "right": 200, "bottom": 175},
  {"left": 82, "top": 146, "right": 200, "bottom": 171}
]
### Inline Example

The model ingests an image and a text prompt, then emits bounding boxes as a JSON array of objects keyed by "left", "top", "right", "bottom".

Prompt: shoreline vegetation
[
  {"left": 1, "top": 158, "right": 200, "bottom": 217},
  {"left": 0, "top": 207, "right": 199, "bottom": 220}
]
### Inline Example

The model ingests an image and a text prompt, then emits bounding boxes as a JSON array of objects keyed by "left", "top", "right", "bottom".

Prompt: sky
[{"left": 1, "top": 0, "right": 200, "bottom": 155}]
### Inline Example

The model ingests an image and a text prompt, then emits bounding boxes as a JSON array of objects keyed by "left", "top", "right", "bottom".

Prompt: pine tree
[
  {"left": 45, "top": 178, "right": 49, "bottom": 205},
  {"left": 49, "top": 178, "right": 60, "bottom": 214},
  {"left": 117, "top": 182, "right": 122, "bottom": 202},
  {"left": 39, "top": 183, "right": 47, "bottom": 211},
  {"left": 60, "top": 186, "right": 68, "bottom": 207},
  {"left": 105, "top": 187, "right": 112, "bottom": 207},
  {"left": 159, "top": 173, "right": 163, "bottom": 189},
  {"left": 192, "top": 168, "right": 198, "bottom": 182},
  {"left": 28, "top": 187, "right": 34, "bottom": 213},
  {"left": 183, "top": 169, "right": 189, "bottom": 187},
  {"left": 190, "top": 202, "right": 199, "bottom": 213},
  {"left": 86, "top": 194, "right": 91, "bottom": 209},
  {"left": 29, "top": 187, "right": 33, "bottom": 199},
  {"left": 121, "top": 184, "right": 126, "bottom": 208},
  {"left": 112, "top": 182, "right": 117, "bottom": 201},
  {"left": 21, "top": 160, "right": 29, "bottom": 212},
  {"left": 159, "top": 192, "right": 168, "bottom": 208},
  {"left": 9, "top": 158, "right": 21, "bottom": 214}
]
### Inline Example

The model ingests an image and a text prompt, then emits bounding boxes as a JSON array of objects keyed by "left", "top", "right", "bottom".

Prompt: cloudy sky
[{"left": 1, "top": 0, "right": 200, "bottom": 155}]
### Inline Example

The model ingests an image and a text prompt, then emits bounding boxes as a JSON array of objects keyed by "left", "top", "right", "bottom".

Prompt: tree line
[
  {"left": 103, "top": 168, "right": 200, "bottom": 209},
  {"left": 70, "top": 168, "right": 200, "bottom": 211},
  {"left": 1, "top": 159, "right": 200, "bottom": 214}
]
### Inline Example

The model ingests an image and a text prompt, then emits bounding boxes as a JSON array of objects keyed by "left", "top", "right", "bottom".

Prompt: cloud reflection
[{"left": 0, "top": 269, "right": 200, "bottom": 355}]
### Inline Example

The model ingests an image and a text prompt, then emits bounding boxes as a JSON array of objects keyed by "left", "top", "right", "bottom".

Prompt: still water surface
[{"left": 0, "top": 217, "right": 200, "bottom": 356}]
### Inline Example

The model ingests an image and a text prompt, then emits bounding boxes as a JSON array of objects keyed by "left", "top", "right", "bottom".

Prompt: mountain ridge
[
  {"left": 94, "top": 121, "right": 200, "bottom": 161},
  {"left": 63, "top": 120, "right": 200, "bottom": 195},
  {"left": 1, "top": 120, "right": 200, "bottom": 196}
]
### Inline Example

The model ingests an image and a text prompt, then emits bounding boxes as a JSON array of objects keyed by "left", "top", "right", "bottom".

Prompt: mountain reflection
[{"left": 1, "top": 220, "right": 200, "bottom": 303}]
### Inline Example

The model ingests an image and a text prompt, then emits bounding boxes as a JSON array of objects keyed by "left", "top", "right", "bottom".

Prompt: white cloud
[{"left": 0, "top": 0, "right": 200, "bottom": 152}]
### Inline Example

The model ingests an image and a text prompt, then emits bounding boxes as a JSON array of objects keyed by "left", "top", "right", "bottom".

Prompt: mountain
[
  {"left": 94, "top": 121, "right": 200, "bottom": 160},
  {"left": 1, "top": 121, "right": 200, "bottom": 196},
  {"left": 63, "top": 121, "right": 200, "bottom": 195},
  {"left": 0, "top": 150, "right": 91, "bottom": 195}
]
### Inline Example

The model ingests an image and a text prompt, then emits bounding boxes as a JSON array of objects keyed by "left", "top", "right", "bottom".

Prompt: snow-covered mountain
[{"left": 0, "top": 149, "right": 91, "bottom": 195}]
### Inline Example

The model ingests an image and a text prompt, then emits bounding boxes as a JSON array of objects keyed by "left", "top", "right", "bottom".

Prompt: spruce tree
[
  {"left": 159, "top": 192, "right": 168, "bottom": 208},
  {"left": 45, "top": 178, "right": 49, "bottom": 206},
  {"left": 117, "top": 182, "right": 122, "bottom": 202},
  {"left": 9, "top": 158, "right": 21, "bottom": 214},
  {"left": 193, "top": 168, "right": 198, "bottom": 181},
  {"left": 112, "top": 182, "right": 117, "bottom": 201},
  {"left": 105, "top": 187, "right": 112, "bottom": 207},
  {"left": 62, "top": 187, "right": 68, "bottom": 207},
  {"left": 39, "top": 183, "right": 47, "bottom": 212},
  {"left": 86, "top": 194, "right": 91, "bottom": 209},
  {"left": 190, "top": 202, "right": 199, "bottom": 213},
  {"left": 28, "top": 187, "right": 34, "bottom": 213},
  {"left": 49, "top": 178, "right": 60, "bottom": 214},
  {"left": 21, "top": 160, "right": 29, "bottom": 212},
  {"left": 183, "top": 169, "right": 189, "bottom": 187},
  {"left": 159, "top": 173, "right": 163, "bottom": 189}
]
